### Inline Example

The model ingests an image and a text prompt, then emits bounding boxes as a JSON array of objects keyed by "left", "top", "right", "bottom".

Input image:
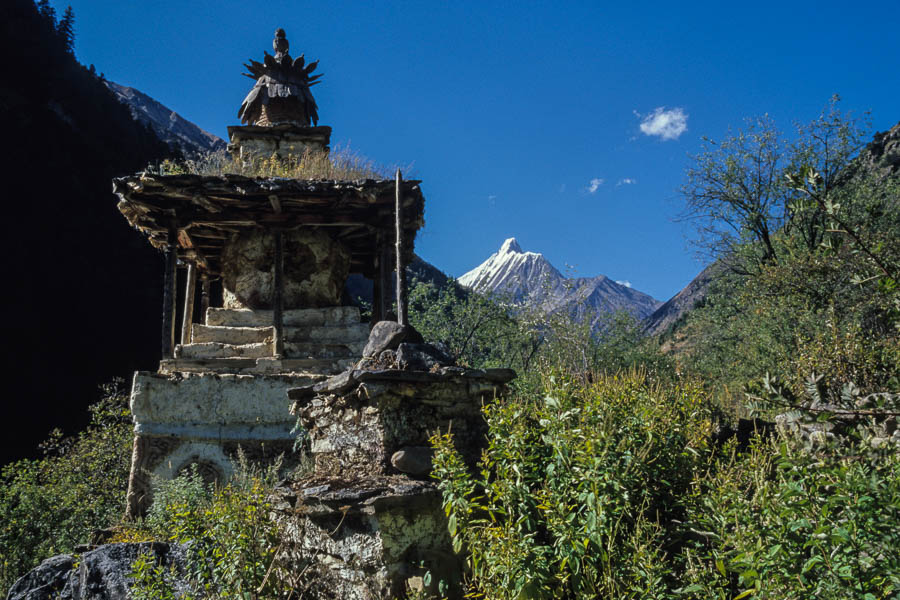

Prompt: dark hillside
[{"left": 0, "top": 0, "right": 174, "bottom": 465}]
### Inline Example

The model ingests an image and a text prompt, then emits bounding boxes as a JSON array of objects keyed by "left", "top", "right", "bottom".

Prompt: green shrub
[
  {"left": 431, "top": 370, "right": 714, "bottom": 599},
  {"left": 0, "top": 381, "right": 133, "bottom": 592},
  {"left": 130, "top": 453, "right": 298, "bottom": 599},
  {"left": 681, "top": 436, "right": 900, "bottom": 600}
]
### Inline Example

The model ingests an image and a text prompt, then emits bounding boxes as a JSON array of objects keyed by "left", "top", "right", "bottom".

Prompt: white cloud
[
  {"left": 616, "top": 280, "right": 632, "bottom": 288},
  {"left": 638, "top": 107, "right": 688, "bottom": 141},
  {"left": 588, "top": 178, "right": 604, "bottom": 193},
  {"left": 616, "top": 178, "right": 637, "bottom": 186}
]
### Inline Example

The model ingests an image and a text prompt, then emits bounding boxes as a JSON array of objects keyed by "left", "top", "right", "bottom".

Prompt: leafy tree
[
  {"left": 679, "top": 97, "right": 870, "bottom": 271},
  {"left": 408, "top": 278, "right": 542, "bottom": 373}
]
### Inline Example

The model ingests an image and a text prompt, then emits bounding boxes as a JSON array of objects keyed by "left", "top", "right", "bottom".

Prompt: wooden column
[
  {"left": 200, "top": 274, "right": 211, "bottom": 324},
  {"left": 372, "top": 234, "right": 384, "bottom": 324},
  {"left": 161, "top": 224, "right": 178, "bottom": 359},
  {"left": 180, "top": 262, "right": 197, "bottom": 346},
  {"left": 394, "top": 169, "right": 408, "bottom": 326},
  {"left": 380, "top": 243, "right": 392, "bottom": 319},
  {"left": 272, "top": 229, "right": 285, "bottom": 358}
]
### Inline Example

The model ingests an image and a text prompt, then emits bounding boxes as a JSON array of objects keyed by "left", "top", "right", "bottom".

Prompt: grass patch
[{"left": 159, "top": 145, "right": 403, "bottom": 181}]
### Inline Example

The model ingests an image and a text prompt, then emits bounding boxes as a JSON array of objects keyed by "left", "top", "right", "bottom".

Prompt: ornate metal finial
[
  {"left": 273, "top": 28, "right": 288, "bottom": 57},
  {"left": 238, "top": 29, "right": 322, "bottom": 127}
]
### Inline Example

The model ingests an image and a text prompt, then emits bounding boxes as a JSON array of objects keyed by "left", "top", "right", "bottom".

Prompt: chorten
[{"left": 114, "top": 29, "right": 425, "bottom": 518}]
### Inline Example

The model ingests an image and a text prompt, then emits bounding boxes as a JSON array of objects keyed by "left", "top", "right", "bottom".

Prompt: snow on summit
[
  {"left": 457, "top": 238, "right": 662, "bottom": 332},
  {"left": 458, "top": 238, "right": 561, "bottom": 298}
]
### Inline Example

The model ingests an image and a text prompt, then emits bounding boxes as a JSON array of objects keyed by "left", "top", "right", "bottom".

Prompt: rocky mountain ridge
[
  {"left": 105, "top": 81, "right": 226, "bottom": 156},
  {"left": 459, "top": 238, "right": 661, "bottom": 333}
]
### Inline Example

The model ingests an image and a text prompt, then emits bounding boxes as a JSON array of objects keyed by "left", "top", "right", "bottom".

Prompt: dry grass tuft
[{"left": 159, "top": 145, "right": 405, "bottom": 181}]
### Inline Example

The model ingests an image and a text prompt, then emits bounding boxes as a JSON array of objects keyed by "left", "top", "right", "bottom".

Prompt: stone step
[
  {"left": 179, "top": 341, "right": 273, "bottom": 360},
  {"left": 284, "top": 342, "right": 363, "bottom": 360},
  {"left": 159, "top": 357, "right": 352, "bottom": 375},
  {"left": 206, "top": 306, "right": 362, "bottom": 328},
  {"left": 191, "top": 324, "right": 274, "bottom": 345},
  {"left": 284, "top": 323, "right": 369, "bottom": 344}
]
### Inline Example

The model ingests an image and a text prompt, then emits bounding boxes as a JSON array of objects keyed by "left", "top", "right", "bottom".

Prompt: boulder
[
  {"left": 7, "top": 542, "right": 189, "bottom": 600},
  {"left": 391, "top": 446, "right": 434, "bottom": 476},
  {"left": 362, "top": 321, "right": 423, "bottom": 358},
  {"left": 395, "top": 343, "right": 453, "bottom": 371}
]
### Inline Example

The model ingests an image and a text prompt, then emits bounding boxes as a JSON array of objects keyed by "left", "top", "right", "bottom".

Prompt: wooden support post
[
  {"left": 395, "top": 169, "right": 408, "bottom": 326},
  {"left": 272, "top": 229, "right": 285, "bottom": 358},
  {"left": 180, "top": 262, "right": 197, "bottom": 346},
  {"left": 380, "top": 243, "right": 392, "bottom": 320},
  {"left": 372, "top": 235, "right": 384, "bottom": 325},
  {"left": 200, "top": 274, "right": 211, "bottom": 324},
  {"left": 161, "top": 224, "right": 178, "bottom": 359}
]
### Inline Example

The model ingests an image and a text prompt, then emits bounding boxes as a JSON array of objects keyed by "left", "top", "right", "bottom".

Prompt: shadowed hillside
[{"left": 0, "top": 0, "right": 174, "bottom": 465}]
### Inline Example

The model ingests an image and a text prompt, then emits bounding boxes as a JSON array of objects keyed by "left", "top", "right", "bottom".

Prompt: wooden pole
[
  {"left": 372, "top": 233, "right": 384, "bottom": 324},
  {"left": 395, "top": 169, "right": 407, "bottom": 326},
  {"left": 272, "top": 229, "right": 285, "bottom": 358},
  {"left": 180, "top": 262, "right": 197, "bottom": 345},
  {"left": 161, "top": 224, "right": 178, "bottom": 359},
  {"left": 380, "top": 243, "right": 392, "bottom": 320},
  {"left": 200, "top": 274, "right": 211, "bottom": 324}
]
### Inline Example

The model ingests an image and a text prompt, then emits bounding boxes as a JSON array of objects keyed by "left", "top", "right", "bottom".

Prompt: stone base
[
  {"left": 273, "top": 475, "right": 461, "bottom": 600},
  {"left": 125, "top": 371, "right": 323, "bottom": 518},
  {"left": 227, "top": 124, "right": 332, "bottom": 162},
  {"left": 289, "top": 367, "right": 515, "bottom": 475}
]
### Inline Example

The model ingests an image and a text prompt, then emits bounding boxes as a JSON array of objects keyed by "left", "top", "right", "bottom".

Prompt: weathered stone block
[
  {"left": 179, "top": 341, "right": 272, "bottom": 359},
  {"left": 206, "top": 306, "right": 361, "bottom": 327},
  {"left": 286, "top": 323, "right": 370, "bottom": 344},
  {"left": 221, "top": 229, "right": 350, "bottom": 309},
  {"left": 191, "top": 324, "right": 273, "bottom": 344},
  {"left": 290, "top": 368, "right": 513, "bottom": 474},
  {"left": 274, "top": 476, "right": 462, "bottom": 600}
]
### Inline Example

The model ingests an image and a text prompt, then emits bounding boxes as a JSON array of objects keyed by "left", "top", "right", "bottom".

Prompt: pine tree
[
  {"left": 57, "top": 6, "right": 75, "bottom": 54},
  {"left": 36, "top": 0, "right": 56, "bottom": 24}
]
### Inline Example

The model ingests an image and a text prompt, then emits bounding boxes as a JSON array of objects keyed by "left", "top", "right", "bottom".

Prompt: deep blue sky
[{"left": 53, "top": 0, "right": 900, "bottom": 300}]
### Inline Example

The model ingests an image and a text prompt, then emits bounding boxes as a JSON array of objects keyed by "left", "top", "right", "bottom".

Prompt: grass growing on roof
[{"left": 159, "top": 145, "right": 402, "bottom": 181}]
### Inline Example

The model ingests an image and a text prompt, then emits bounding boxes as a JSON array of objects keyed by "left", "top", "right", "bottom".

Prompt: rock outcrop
[
  {"left": 7, "top": 543, "right": 188, "bottom": 600},
  {"left": 105, "top": 81, "right": 226, "bottom": 156}
]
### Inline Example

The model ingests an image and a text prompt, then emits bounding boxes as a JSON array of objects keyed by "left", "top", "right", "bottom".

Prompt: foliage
[
  {"left": 0, "top": 382, "right": 133, "bottom": 593},
  {"left": 680, "top": 434, "right": 900, "bottom": 599},
  {"left": 408, "top": 277, "right": 673, "bottom": 392},
  {"left": 431, "top": 370, "right": 714, "bottom": 599},
  {"left": 128, "top": 453, "right": 300, "bottom": 600},
  {"left": 408, "top": 278, "right": 542, "bottom": 373},
  {"left": 676, "top": 104, "right": 898, "bottom": 404},
  {"left": 159, "top": 144, "right": 396, "bottom": 181}
]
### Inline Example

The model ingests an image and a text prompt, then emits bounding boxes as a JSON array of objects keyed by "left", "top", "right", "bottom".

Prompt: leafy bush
[
  {"left": 128, "top": 453, "right": 298, "bottom": 599},
  {"left": 431, "top": 370, "right": 714, "bottom": 599},
  {"left": 0, "top": 381, "right": 133, "bottom": 592},
  {"left": 681, "top": 436, "right": 900, "bottom": 599},
  {"left": 408, "top": 278, "right": 542, "bottom": 374}
]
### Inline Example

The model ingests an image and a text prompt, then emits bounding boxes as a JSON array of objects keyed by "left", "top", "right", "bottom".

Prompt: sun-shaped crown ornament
[{"left": 237, "top": 28, "right": 322, "bottom": 127}]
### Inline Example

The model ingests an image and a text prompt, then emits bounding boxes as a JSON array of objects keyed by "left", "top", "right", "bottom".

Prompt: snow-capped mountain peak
[
  {"left": 458, "top": 238, "right": 662, "bottom": 332},
  {"left": 458, "top": 238, "right": 560, "bottom": 299},
  {"left": 499, "top": 237, "right": 523, "bottom": 254}
]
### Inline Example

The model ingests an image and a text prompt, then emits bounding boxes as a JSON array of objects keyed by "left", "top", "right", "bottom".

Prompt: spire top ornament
[{"left": 237, "top": 28, "right": 322, "bottom": 127}]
